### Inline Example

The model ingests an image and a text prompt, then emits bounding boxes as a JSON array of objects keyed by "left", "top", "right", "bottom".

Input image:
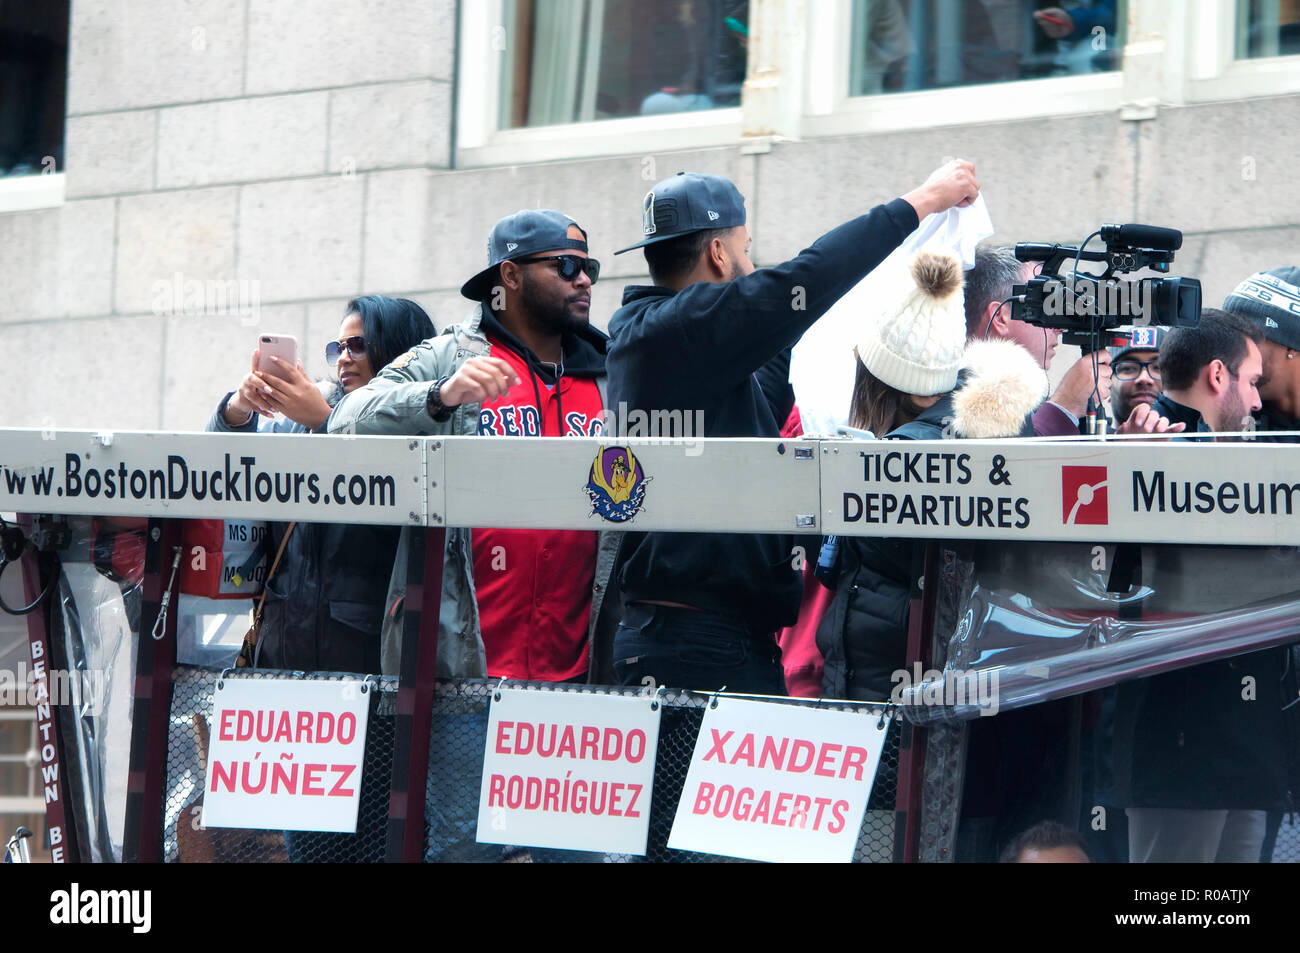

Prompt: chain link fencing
[
  {"left": 1270, "top": 814, "right": 1300, "bottom": 862},
  {"left": 159, "top": 666, "right": 1298, "bottom": 863},
  {"left": 420, "top": 680, "right": 903, "bottom": 863},
  {"left": 162, "top": 668, "right": 905, "bottom": 862}
]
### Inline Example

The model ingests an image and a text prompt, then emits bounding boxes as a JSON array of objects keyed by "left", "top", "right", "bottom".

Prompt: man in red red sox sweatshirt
[
  {"left": 332, "top": 210, "right": 616, "bottom": 683},
  {"left": 453, "top": 211, "right": 611, "bottom": 682}
]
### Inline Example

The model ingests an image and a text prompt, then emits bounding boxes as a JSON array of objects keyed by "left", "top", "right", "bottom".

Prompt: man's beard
[
  {"left": 1112, "top": 392, "right": 1131, "bottom": 424},
  {"left": 1216, "top": 386, "right": 1249, "bottom": 435},
  {"left": 521, "top": 273, "right": 588, "bottom": 337},
  {"left": 1113, "top": 385, "right": 1158, "bottom": 424}
]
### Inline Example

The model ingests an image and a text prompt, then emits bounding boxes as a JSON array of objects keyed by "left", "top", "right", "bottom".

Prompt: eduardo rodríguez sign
[{"left": 477, "top": 688, "right": 661, "bottom": 855}]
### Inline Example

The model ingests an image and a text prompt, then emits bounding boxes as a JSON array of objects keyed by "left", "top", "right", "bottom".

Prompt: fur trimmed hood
[{"left": 950, "top": 338, "right": 1051, "bottom": 439}]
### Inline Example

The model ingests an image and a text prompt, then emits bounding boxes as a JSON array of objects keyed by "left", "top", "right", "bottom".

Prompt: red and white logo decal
[{"left": 1062, "top": 466, "right": 1109, "bottom": 525}]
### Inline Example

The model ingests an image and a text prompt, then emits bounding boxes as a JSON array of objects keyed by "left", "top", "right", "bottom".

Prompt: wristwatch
[{"left": 426, "top": 377, "right": 454, "bottom": 422}]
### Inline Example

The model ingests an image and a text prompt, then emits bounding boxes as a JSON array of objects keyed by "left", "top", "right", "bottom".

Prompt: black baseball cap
[
  {"left": 1223, "top": 267, "right": 1300, "bottom": 352},
  {"left": 461, "top": 209, "right": 591, "bottom": 301},
  {"left": 614, "top": 172, "right": 747, "bottom": 255}
]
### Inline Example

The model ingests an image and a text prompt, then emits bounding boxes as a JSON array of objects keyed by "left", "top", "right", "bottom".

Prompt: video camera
[{"left": 1010, "top": 224, "right": 1201, "bottom": 348}]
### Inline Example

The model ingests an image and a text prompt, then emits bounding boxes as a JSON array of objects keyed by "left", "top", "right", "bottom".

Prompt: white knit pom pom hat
[{"left": 854, "top": 249, "right": 967, "bottom": 397}]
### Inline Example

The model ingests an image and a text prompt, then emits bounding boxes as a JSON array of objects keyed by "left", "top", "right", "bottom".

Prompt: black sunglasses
[
  {"left": 325, "top": 335, "right": 367, "bottom": 364},
  {"left": 514, "top": 254, "right": 600, "bottom": 284}
]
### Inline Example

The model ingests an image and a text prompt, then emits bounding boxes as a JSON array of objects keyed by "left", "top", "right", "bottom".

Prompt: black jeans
[
  {"left": 612, "top": 603, "right": 784, "bottom": 860},
  {"left": 612, "top": 603, "right": 785, "bottom": 696}
]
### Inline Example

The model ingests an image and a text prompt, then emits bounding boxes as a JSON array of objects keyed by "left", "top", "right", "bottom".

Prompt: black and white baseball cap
[{"left": 614, "top": 172, "right": 747, "bottom": 255}]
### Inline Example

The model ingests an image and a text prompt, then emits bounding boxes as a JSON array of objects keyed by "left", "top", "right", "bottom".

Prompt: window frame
[
  {"left": 1181, "top": 0, "right": 1300, "bottom": 102},
  {"left": 0, "top": 172, "right": 66, "bottom": 213}
]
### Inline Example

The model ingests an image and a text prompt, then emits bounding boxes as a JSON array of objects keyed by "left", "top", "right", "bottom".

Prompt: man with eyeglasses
[
  {"left": 1108, "top": 328, "right": 1168, "bottom": 425},
  {"left": 328, "top": 209, "right": 620, "bottom": 691}
]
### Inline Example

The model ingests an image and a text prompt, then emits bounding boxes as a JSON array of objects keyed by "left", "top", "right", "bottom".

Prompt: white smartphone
[
  {"left": 257, "top": 334, "right": 298, "bottom": 381},
  {"left": 835, "top": 425, "right": 878, "bottom": 440}
]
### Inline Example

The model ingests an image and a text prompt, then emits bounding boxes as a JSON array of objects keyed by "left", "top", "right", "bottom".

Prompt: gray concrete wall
[
  {"left": 1, "top": 0, "right": 458, "bottom": 432},
  {"left": 2, "top": 1, "right": 1298, "bottom": 432}
]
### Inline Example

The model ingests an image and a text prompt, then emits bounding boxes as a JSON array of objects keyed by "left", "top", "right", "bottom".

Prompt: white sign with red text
[
  {"left": 202, "top": 678, "right": 371, "bottom": 833},
  {"left": 477, "top": 689, "right": 661, "bottom": 855},
  {"left": 668, "top": 698, "right": 889, "bottom": 863}
]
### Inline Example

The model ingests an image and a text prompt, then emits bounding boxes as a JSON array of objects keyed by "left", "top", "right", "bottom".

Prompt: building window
[
  {"left": 848, "top": 0, "right": 1123, "bottom": 97},
  {"left": 0, "top": 0, "right": 68, "bottom": 177},
  {"left": 0, "top": 710, "right": 49, "bottom": 861},
  {"left": 0, "top": 713, "right": 36, "bottom": 798},
  {"left": 498, "top": 0, "right": 749, "bottom": 128},
  {"left": 1236, "top": 0, "right": 1300, "bottom": 57}
]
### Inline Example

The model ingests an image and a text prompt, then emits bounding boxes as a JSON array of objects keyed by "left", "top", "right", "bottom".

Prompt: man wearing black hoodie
[
  {"left": 605, "top": 160, "right": 980, "bottom": 694},
  {"left": 328, "top": 210, "right": 621, "bottom": 686}
]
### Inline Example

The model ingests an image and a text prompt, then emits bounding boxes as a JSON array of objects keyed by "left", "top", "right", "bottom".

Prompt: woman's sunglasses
[
  {"left": 514, "top": 254, "right": 601, "bottom": 284},
  {"left": 325, "top": 335, "right": 367, "bottom": 364}
]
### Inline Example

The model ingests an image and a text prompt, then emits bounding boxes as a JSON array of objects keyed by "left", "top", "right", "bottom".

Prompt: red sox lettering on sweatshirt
[{"left": 472, "top": 335, "right": 604, "bottom": 682}]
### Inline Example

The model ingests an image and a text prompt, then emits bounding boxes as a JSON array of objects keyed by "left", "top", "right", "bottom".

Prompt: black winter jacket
[
  {"left": 208, "top": 388, "right": 397, "bottom": 673},
  {"left": 817, "top": 339, "right": 1046, "bottom": 701}
]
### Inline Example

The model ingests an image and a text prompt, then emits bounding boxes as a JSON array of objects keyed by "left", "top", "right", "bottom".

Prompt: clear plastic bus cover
[
  {"left": 899, "top": 541, "right": 1300, "bottom": 723},
  {"left": 55, "top": 516, "right": 144, "bottom": 862}
]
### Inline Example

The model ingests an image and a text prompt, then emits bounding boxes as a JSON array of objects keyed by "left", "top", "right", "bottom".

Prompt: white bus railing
[
  {"left": 2, "top": 428, "right": 1299, "bottom": 545},
  {"left": 7, "top": 427, "right": 1299, "bottom": 863}
]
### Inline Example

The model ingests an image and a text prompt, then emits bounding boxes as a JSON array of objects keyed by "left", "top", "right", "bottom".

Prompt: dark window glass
[
  {"left": 501, "top": 0, "right": 749, "bottom": 128},
  {"left": 850, "top": 0, "right": 1124, "bottom": 97},
  {"left": 0, "top": 717, "right": 32, "bottom": 756},
  {"left": 1237, "top": 0, "right": 1300, "bottom": 58},
  {"left": 0, "top": 0, "right": 69, "bottom": 176}
]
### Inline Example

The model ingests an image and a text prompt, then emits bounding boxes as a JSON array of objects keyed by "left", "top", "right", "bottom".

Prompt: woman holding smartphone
[{"left": 208, "top": 295, "right": 435, "bottom": 674}]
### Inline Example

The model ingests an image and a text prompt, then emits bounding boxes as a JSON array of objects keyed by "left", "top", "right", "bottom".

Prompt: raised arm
[{"left": 613, "top": 161, "right": 980, "bottom": 401}]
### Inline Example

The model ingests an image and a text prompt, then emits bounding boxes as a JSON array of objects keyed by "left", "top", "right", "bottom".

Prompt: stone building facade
[{"left": 0, "top": 0, "right": 1297, "bottom": 433}]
